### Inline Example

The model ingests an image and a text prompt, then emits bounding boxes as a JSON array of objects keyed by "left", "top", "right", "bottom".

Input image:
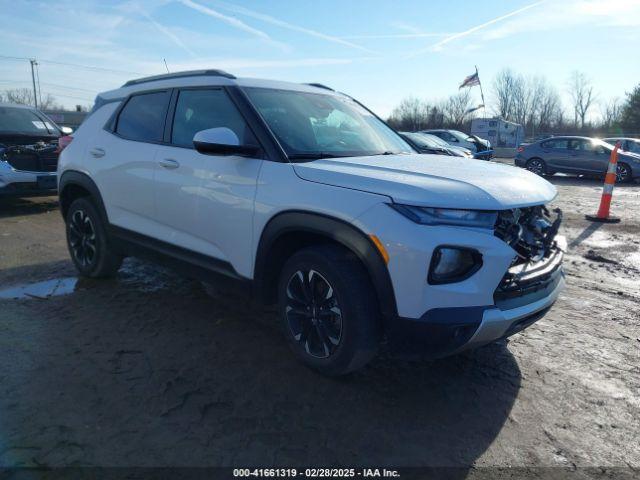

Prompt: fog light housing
[{"left": 428, "top": 246, "right": 482, "bottom": 284}]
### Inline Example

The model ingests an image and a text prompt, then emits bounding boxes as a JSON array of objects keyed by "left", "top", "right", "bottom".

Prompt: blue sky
[{"left": 1, "top": 0, "right": 639, "bottom": 118}]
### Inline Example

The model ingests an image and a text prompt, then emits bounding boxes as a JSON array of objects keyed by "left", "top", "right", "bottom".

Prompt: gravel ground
[{"left": 0, "top": 162, "right": 638, "bottom": 474}]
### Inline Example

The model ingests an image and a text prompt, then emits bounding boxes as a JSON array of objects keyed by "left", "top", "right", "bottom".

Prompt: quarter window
[
  {"left": 116, "top": 91, "right": 170, "bottom": 143},
  {"left": 171, "top": 89, "right": 256, "bottom": 148}
]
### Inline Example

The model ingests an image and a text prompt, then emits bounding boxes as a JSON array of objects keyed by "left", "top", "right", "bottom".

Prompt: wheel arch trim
[
  {"left": 254, "top": 210, "right": 398, "bottom": 319},
  {"left": 58, "top": 170, "right": 108, "bottom": 222}
]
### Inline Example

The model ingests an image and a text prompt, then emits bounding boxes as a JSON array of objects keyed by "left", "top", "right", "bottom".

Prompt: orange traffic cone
[{"left": 585, "top": 142, "right": 621, "bottom": 223}]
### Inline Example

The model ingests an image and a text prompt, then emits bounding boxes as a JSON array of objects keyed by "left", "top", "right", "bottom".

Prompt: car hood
[{"left": 293, "top": 154, "right": 557, "bottom": 210}]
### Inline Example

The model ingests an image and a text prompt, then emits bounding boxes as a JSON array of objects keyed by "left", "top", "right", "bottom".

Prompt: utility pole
[{"left": 29, "top": 59, "right": 38, "bottom": 109}]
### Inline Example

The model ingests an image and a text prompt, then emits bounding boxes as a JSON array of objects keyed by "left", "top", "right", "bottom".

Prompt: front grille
[
  {"left": 3, "top": 143, "right": 59, "bottom": 172},
  {"left": 494, "top": 205, "right": 563, "bottom": 302}
]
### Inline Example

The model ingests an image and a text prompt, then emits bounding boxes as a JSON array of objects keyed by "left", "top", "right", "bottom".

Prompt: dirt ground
[{"left": 0, "top": 163, "right": 639, "bottom": 474}]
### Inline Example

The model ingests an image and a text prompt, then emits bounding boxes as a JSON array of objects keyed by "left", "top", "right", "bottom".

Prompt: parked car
[
  {"left": 421, "top": 129, "right": 492, "bottom": 159},
  {"left": 603, "top": 137, "right": 640, "bottom": 155},
  {"left": 58, "top": 70, "right": 565, "bottom": 375},
  {"left": 0, "top": 102, "right": 72, "bottom": 196},
  {"left": 417, "top": 133, "right": 475, "bottom": 158},
  {"left": 515, "top": 136, "right": 640, "bottom": 183},
  {"left": 399, "top": 131, "right": 455, "bottom": 156}
]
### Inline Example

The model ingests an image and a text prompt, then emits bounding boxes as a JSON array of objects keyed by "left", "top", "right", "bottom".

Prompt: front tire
[
  {"left": 66, "top": 197, "right": 122, "bottom": 278},
  {"left": 277, "top": 245, "right": 380, "bottom": 376}
]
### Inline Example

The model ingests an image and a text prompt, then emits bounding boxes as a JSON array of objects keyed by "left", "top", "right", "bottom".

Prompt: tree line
[
  {"left": 0, "top": 88, "right": 89, "bottom": 111},
  {"left": 387, "top": 69, "right": 640, "bottom": 139}
]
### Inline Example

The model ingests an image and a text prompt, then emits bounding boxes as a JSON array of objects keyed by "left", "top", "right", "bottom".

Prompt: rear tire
[
  {"left": 66, "top": 197, "right": 122, "bottom": 278},
  {"left": 277, "top": 245, "right": 380, "bottom": 376},
  {"left": 525, "top": 158, "right": 547, "bottom": 176},
  {"left": 616, "top": 162, "right": 632, "bottom": 183}
]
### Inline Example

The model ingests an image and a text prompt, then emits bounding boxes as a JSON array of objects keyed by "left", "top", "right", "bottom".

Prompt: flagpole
[{"left": 475, "top": 65, "right": 487, "bottom": 118}]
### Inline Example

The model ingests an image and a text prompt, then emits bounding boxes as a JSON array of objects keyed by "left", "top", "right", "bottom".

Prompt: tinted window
[
  {"left": 171, "top": 89, "right": 256, "bottom": 148},
  {"left": 541, "top": 139, "right": 569, "bottom": 149},
  {"left": 628, "top": 141, "right": 640, "bottom": 154},
  {"left": 116, "top": 91, "right": 170, "bottom": 142},
  {"left": 0, "top": 106, "right": 59, "bottom": 135},
  {"left": 568, "top": 139, "right": 592, "bottom": 151}
]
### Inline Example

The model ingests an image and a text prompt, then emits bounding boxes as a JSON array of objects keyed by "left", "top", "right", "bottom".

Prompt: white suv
[{"left": 58, "top": 70, "right": 566, "bottom": 375}]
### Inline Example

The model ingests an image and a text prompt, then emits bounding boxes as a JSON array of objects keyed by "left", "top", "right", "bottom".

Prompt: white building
[{"left": 471, "top": 118, "right": 524, "bottom": 148}]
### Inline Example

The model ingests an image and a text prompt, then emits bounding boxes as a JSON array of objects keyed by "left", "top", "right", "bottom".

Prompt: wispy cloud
[
  {"left": 162, "top": 57, "right": 356, "bottom": 71},
  {"left": 391, "top": 21, "right": 424, "bottom": 35},
  {"left": 340, "top": 32, "right": 453, "bottom": 40},
  {"left": 208, "top": 0, "right": 376, "bottom": 54},
  {"left": 483, "top": 0, "right": 640, "bottom": 40},
  {"left": 408, "top": 0, "right": 547, "bottom": 56},
  {"left": 136, "top": 7, "right": 198, "bottom": 58},
  {"left": 177, "top": 0, "right": 289, "bottom": 51}
]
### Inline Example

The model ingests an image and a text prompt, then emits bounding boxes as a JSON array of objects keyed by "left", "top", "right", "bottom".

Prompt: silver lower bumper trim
[{"left": 461, "top": 274, "right": 565, "bottom": 350}]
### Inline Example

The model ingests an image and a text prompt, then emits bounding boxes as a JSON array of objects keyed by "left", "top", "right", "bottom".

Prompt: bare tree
[
  {"left": 568, "top": 71, "right": 595, "bottom": 130},
  {"left": 600, "top": 97, "right": 622, "bottom": 130},
  {"left": 443, "top": 90, "right": 474, "bottom": 128},
  {"left": 529, "top": 77, "right": 564, "bottom": 134},
  {"left": 491, "top": 69, "right": 518, "bottom": 120},
  {"left": 3, "top": 88, "right": 35, "bottom": 105},
  {"left": 388, "top": 97, "right": 429, "bottom": 131},
  {"left": 1, "top": 88, "right": 63, "bottom": 110}
]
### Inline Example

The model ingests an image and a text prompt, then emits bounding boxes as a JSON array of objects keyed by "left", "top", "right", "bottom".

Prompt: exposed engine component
[
  {"left": 2, "top": 141, "right": 59, "bottom": 172},
  {"left": 494, "top": 205, "right": 562, "bottom": 263}
]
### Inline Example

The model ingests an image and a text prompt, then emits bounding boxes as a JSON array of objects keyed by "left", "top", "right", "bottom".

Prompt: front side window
[
  {"left": 244, "top": 88, "right": 411, "bottom": 158},
  {"left": 626, "top": 140, "right": 640, "bottom": 154},
  {"left": 116, "top": 91, "right": 170, "bottom": 143},
  {"left": 171, "top": 89, "right": 256, "bottom": 148}
]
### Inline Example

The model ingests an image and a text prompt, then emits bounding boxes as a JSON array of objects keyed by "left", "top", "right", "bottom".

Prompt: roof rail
[
  {"left": 305, "top": 83, "right": 334, "bottom": 91},
  {"left": 122, "top": 69, "right": 236, "bottom": 87}
]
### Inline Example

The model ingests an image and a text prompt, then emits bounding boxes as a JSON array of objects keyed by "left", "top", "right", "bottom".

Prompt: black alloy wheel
[{"left": 285, "top": 269, "right": 343, "bottom": 358}]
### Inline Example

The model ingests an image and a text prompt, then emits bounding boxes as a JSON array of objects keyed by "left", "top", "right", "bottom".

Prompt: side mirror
[
  {"left": 60, "top": 126, "right": 73, "bottom": 135},
  {"left": 193, "top": 127, "right": 260, "bottom": 156}
]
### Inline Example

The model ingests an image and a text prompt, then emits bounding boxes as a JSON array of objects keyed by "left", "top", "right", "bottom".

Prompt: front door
[{"left": 153, "top": 88, "right": 263, "bottom": 277}]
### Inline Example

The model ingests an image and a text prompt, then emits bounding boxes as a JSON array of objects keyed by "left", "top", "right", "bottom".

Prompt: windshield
[
  {"left": 402, "top": 132, "right": 439, "bottom": 149},
  {"left": 244, "top": 88, "right": 413, "bottom": 159},
  {"left": 421, "top": 133, "right": 450, "bottom": 148},
  {"left": 0, "top": 106, "right": 59, "bottom": 135},
  {"left": 450, "top": 130, "right": 473, "bottom": 142}
]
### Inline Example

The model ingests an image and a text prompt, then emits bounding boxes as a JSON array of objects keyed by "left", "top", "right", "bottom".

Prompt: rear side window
[
  {"left": 171, "top": 89, "right": 256, "bottom": 148},
  {"left": 541, "top": 139, "right": 569, "bottom": 149},
  {"left": 116, "top": 91, "right": 170, "bottom": 143}
]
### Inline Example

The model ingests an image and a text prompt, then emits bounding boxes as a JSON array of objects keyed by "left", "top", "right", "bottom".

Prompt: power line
[
  {"left": 0, "top": 54, "right": 147, "bottom": 76},
  {"left": 0, "top": 80, "right": 94, "bottom": 102}
]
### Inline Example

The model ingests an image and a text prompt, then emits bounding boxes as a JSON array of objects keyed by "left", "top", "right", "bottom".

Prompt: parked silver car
[
  {"left": 603, "top": 137, "right": 640, "bottom": 155},
  {"left": 515, "top": 136, "right": 640, "bottom": 183}
]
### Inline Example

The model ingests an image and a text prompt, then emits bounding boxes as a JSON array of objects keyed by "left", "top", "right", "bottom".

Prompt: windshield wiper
[
  {"left": 368, "top": 151, "right": 402, "bottom": 156},
  {"left": 287, "top": 152, "right": 348, "bottom": 160}
]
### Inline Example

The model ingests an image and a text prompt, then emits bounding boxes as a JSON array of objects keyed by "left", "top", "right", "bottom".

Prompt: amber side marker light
[{"left": 369, "top": 234, "right": 390, "bottom": 264}]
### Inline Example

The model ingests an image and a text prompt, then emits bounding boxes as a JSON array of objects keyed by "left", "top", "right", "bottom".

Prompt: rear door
[
  {"left": 91, "top": 90, "right": 171, "bottom": 236},
  {"left": 539, "top": 138, "right": 570, "bottom": 171},
  {"left": 152, "top": 87, "right": 263, "bottom": 276}
]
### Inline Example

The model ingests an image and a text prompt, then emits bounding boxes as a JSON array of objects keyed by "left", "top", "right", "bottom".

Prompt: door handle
[
  {"left": 89, "top": 148, "right": 105, "bottom": 158},
  {"left": 158, "top": 158, "right": 180, "bottom": 169}
]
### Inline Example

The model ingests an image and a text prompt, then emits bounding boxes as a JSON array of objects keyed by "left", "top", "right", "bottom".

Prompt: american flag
[{"left": 459, "top": 72, "right": 480, "bottom": 89}]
